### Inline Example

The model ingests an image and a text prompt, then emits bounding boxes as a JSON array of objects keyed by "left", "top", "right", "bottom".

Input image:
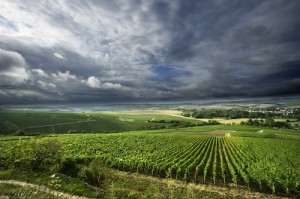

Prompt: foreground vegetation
[{"left": 0, "top": 167, "right": 257, "bottom": 199}]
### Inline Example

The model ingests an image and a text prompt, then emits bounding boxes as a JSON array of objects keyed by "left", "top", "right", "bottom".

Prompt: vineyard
[
  {"left": 57, "top": 133, "right": 300, "bottom": 195},
  {"left": 1, "top": 129, "right": 300, "bottom": 197}
]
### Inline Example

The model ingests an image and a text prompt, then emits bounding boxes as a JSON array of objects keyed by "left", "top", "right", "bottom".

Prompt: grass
[
  {"left": 101, "top": 169, "right": 244, "bottom": 199},
  {"left": 2, "top": 109, "right": 298, "bottom": 138},
  {"left": 0, "top": 168, "right": 247, "bottom": 199},
  {"left": 0, "top": 170, "right": 98, "bottom": 198},
  {"left": 0, "top": 165, "right": 285, "bottom": 199}
]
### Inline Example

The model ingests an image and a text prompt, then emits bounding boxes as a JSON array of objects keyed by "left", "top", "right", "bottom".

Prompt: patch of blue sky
[{"left": 152, "top": 64, "right": 193, "bottom": 79}]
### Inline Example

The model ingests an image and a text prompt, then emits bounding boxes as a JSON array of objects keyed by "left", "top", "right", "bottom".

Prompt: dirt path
[
  {"left": 21, "top": 120, "right": 98, "bottom": 130},
  {"left": 0, "top": 180, "right": 90, "bottom": 199}
]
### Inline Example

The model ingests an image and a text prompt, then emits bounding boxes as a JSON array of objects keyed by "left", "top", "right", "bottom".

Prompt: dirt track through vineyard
[
  {"left": 0, "top": 180, "right": 90, "bottom": 199},
  {"left": 21, "top": 120, "right": 97, "bottom": 130}
]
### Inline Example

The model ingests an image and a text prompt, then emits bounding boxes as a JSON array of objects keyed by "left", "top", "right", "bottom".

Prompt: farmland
[
  {"left": 0, "top": 109, "right": 203, "bottom": 134},
  {"left": 0, "top": 108, "right": 300, "bottom": 198}
]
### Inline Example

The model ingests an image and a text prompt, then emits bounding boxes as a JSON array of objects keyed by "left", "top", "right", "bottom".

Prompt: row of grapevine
[{"left": 224, "top": 138, "right": 249, "bottom": 187}]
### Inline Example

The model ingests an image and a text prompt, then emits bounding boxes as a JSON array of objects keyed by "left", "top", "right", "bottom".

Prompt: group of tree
[
  {"left": 182, "top": 108, "right": 300, "bottom": 120},
  {"left": 183, "top": 109, "right": 249, "bottom": 119},
  {"left": 147, "top": 119, "right": 220, "bottom": 128},
  {"left": 240, "top": 118, "right": 291, "bottom": 128}
]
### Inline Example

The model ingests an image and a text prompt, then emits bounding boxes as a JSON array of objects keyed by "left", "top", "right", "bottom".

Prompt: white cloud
[
  {"left": 86, "top": 76, "right": 101, "bottom": 88},
  {"left": 31, "top": 68, "right": 49, "bottom": 77},
  {"left": 102, "top": 82, "right": 122, "bottom": 89},
  {"left": 0, "top": 48, "right": 29, "bottom": 85},
  {"left": 0, "top": 1, "right": 165, "bottom": 73},
  {"left": 52, "top": 71, "right": 77, "bottom": 81},
  {"left": 0, "top": 1, "right": 75, "bottom": 48},
  {"left": 86, "top": 76, "right": 124, "bottom": 90},
  {"left": 54, "top": 52, "right": 65, "bottom": 59},
  {"left": 37, "top": 80, "right": 56, "bottom": 91},
  {"left": 0, "top": 89, "right": 56, "bottom": 100}
]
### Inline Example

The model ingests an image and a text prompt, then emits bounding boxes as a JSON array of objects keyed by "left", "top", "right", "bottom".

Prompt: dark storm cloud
[
  {"left": 0, "top": 48, "right": 29, "bottom": 85},
  {"left": 0, "top": 51, "right": 23, "bottom": 71},
  {"left": 257, "top": 60, "right": 300, "bottom": 83},
  {"left": 0, "top": 0, "right": 299, "bottom": 104}
]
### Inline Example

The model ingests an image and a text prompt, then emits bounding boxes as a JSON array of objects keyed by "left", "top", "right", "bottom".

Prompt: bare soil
[{"left": 119, "top": 109, "right": 182, "bottom": 115}]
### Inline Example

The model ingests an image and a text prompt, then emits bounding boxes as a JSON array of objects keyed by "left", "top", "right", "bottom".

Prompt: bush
[
  {"left": 3, "top": 138, "right": 62, "bottom": 172},
  {"left": 207, "top": 120, "right": 220, "bottom": 125},
  {"left": 79, "top": 159, "right": 106, "bottom": 187},
  {"left": 60, "top": 158, "right": 80, "bottom": 177},
  {"left": 182, "top": 112, "right": 190, "bottom": 117}
]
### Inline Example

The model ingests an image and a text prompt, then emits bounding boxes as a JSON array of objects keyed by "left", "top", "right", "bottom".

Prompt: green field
[
  {"left": 0, "top": 109, "right": 203, "bottom": 134},
  {"left": 0, "top": 109, "right": 300, "bottom": 198}
]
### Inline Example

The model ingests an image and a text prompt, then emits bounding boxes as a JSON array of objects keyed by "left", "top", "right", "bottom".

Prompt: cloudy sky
[{"left": 0, "top": 0, "right": 300, "bottom": 104}]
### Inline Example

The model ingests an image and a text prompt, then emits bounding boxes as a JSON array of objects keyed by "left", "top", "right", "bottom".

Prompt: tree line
[
  {"left": 182, "top": 108, "right": 300, "bottom": 120},
  {"left": 240, "top": 118, "right": 291, "bottom": 128}
]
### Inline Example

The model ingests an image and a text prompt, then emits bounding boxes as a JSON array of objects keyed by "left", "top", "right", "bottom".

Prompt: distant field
[
  {"left": 0, "top": 109, "right": 203, "bottom": 134},
  {"left": 3, "top": 108, "right": 299, "bottom": 135},
  {"left": 197, "top": 118, "right": 249, "bottom": 124}
]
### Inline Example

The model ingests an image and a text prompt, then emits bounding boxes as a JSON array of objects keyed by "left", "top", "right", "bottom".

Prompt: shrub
[
  {"left": 3, "top": 138, "right": 62, "bottom": 172},
  {"left": 79, "top": 159, "right": 106, "bottom": 187},
  {"left": 60, "top": 158, "right": 80, "bottom": 177}
]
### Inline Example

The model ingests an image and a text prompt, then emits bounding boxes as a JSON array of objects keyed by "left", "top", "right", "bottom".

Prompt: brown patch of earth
[{"left": 119, "top": 109, "right": 182, "bottom": 115}]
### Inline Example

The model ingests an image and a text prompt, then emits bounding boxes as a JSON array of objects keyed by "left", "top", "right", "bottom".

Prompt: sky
[{"left": 0, "top": 0, "right": 300, "bottom": 104}]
